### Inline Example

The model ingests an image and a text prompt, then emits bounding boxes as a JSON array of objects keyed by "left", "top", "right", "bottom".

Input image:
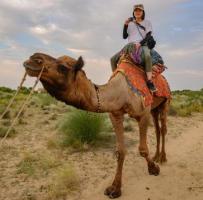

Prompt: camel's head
[{"left": 23, "top": 53, "right": 84, "bottom": 93}]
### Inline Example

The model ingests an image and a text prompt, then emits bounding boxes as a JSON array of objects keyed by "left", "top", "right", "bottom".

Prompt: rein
[{"left": 0, "top": 65, "right": 45, "bottom": 147}]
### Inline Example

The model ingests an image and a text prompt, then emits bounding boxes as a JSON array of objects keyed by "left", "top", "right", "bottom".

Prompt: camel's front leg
[
  {"left": 138, "top": 114, "right": 160, "bottom": 176},
  {"left": 104, "top": 112, "right": 125, "bottom": 199}
]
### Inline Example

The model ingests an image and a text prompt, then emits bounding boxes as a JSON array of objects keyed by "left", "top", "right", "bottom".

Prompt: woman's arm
[
  {"left": 123, "top": 18, "right": 132, "bottom": 39},
  {"left": 123, "top": 24, "right": 128, "bottom": 39}
]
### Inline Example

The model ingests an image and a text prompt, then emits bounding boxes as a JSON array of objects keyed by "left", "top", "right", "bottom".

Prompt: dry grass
[
  {"left": 16, "top": 152, "right": 61, "bottom": 177},
  {"left": 47, "top": 165, "right": 80, "bottom": 200}
]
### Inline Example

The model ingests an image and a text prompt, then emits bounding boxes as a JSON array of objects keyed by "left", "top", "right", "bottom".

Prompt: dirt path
[{"left": 82, "top": 117, "right": 203, "bottom": 200}]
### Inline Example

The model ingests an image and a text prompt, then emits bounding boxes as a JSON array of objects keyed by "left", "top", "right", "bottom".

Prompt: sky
[{"left": 0, "top": 0, "right": 202, "bottom": 90}]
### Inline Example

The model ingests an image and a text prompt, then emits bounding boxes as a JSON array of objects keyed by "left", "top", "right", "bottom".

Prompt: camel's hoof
[
  {"left": 104, "top": 185, "right": 121, "bottom": 199},
  {"left": 153, "top": 152, "right": 167, "bottom": 164},
  {"left": 152, "top": 153, "right": 160, "bottom": 162},
  {"left": 148, "top": 162, "right": 160, "bottom": 176}
]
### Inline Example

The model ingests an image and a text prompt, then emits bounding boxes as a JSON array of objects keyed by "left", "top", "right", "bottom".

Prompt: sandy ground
[
  {"left": 83, "top": 115, "right": 203, "bottom": 200},
  {"left": 0, "top": 105, "right": 203, "bottom": 200}
]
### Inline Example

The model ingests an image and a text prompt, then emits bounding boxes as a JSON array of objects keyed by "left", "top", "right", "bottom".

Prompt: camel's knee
[
  {"left": 139, "top": 146, "right": 149, "bottom": 158},
  {"left": 115, "top": 149, "right": 126, "bottom": 160}
]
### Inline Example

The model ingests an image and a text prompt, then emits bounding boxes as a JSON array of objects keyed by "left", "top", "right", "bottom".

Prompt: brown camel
[{"left": 23, "top": 53, "right": 170, "bottom": 199}]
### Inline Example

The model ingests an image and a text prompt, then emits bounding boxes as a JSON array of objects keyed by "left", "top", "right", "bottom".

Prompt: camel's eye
[
  {"left": 57, "top": 64, "right": 68, "bottom": 75},
  {"left": 34, "top": 59, "right": 43, "bottom": 64}
]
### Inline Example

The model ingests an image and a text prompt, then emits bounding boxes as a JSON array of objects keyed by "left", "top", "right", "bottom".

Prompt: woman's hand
[
  {"left": 125, "top": 17, "right": 133, "bottom": 25},
  {"left": 135, "top": 43, "right": 141, "bottom": 49}
]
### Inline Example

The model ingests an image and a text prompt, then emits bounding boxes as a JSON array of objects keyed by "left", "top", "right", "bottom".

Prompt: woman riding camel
[{"left": 111, "top": 4, "right": 157, "bottom": 92}]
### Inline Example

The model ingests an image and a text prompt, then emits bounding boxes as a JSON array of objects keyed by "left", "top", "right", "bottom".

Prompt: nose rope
[
  {"left": 0, "top": 72, "right": 27, "bottom": 120},
  {"left": 0, "top": 65, "right": 45, "bottom": 147}
]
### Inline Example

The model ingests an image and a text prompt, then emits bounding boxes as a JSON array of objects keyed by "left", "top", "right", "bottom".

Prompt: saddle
[{"left": 110, "top": 54, "right": 171, "bottom": 107}]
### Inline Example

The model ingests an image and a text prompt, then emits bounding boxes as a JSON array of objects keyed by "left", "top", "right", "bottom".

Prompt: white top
[{"left": 127, "top": 19, "right": 153, "bottom": 44}]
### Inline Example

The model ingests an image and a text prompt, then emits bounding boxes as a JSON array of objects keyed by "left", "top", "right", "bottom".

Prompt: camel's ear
[{"left": 73, "top": 56, "right": 84, "bottom": 72}]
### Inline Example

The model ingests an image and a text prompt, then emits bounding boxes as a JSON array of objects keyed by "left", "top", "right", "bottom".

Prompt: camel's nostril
[{"left": 23, "top": 60, "right": 29, "bottom": 68}]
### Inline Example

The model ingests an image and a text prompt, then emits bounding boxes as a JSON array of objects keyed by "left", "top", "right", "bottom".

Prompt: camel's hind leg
[
  {"left": 104, "top": 112, "right": 125, "bottom": 199},
  {"left": 151, "top": 108, "right": 161, "bottom": 162},
  {"left": 159, "top": 99, "right": 170, "bottom": 163},
  {"left": 152, "top": 99, "right": 169, "bottom": 163},
  {"left": 138, "top": 113, "right": 160, "bottom": 176}
]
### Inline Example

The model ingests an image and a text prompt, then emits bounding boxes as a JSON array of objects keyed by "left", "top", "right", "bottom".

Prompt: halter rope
[
  {"left": 0, "top": 65, "right": 45, "bottom": 147},
  {"left": 0, "top": 72, "right": 27, "bottom": 120}
]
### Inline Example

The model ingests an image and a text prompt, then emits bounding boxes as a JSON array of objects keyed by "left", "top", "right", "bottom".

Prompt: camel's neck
[
  {"left": 61, "top": 71, "right": 98, "bottom": 112},
  {"left": 53, "top": 71, "right": 125, "bottom": 113},
  {"left": 41, "top": 70, "right": 126, "bottom": 113}
]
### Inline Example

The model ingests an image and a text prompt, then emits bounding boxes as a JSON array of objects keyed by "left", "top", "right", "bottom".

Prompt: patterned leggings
[{"left": 110, "top": 43, "right": 152, "bottom": 72}]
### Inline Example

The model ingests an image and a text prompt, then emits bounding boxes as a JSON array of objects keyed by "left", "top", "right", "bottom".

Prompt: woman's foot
[{"left": 147, "top": 80, "right": 157, "bottom": 93}]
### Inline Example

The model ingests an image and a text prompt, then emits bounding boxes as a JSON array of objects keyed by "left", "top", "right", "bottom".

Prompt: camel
[{"left": 23, "top": 53, "right": 170, "bottom": 198}]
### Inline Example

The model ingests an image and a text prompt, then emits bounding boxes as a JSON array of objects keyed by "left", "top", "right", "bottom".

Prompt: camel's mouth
[{"left": 23, "top": 60, "right": 42, "bottom": 77}]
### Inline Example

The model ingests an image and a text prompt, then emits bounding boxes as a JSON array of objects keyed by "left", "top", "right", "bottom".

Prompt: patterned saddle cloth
[{"left": 110, "top": 56, "right": 171, "bottom": 107}]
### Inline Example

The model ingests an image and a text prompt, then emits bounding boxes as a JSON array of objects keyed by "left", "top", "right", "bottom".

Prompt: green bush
[
  {"left": 0, "top": 87, "right": 14, "bottom": 93},
  {"left": 32, "top": 93, "right": 57, "bottom": 107},
  {"left": 19, "top": 86, "right": 31, "bottom": 94},
  {"left": 169, "top": 89, "right": 203, "bottom": 117},
  {"left": 58, "top": 109, "right": 108, "bottom": 148}
]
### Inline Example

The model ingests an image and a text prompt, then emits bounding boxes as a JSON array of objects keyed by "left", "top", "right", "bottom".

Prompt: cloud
[
  {"left": 66, "top": 48, "right": 89, "bottom": 54},
  {"left": 168, "top": 46, "right": 203, "bottom": 57},
  {"left": 1, "top": 0, "right": 56, "bottom": 10},
  {"left": 30, "top": 24, "right": 57, "bottom": 35}
]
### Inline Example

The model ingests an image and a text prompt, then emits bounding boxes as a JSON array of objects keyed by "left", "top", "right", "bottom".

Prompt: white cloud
[
  {"left": 168, "top": 46, "right": 203, "bottom": 57},
  {"left": 66, "top": 48, "right": 88, "bottom": 54},
  {"left": 1, "top": 0, "right": 57, "bottom": 10},
  {"left": 30, "top": 24, "right": 57, "bottom": 35}
]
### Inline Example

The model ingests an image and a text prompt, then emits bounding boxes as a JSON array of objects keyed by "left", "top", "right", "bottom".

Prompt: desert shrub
[
  {"left": 47, "top": 165, "right": 79, "bottom": 199},
  {"left": 17, "top": 153, "right": 37, "bottom": 176},
  {"left": 0, "top": 86, "right": 14, "bottom": 93},
  {"left": 169, "top": 89, "right": 203, "bottom": 116},
  {"left": 58, "top": 109, "right": 109, "bottom": 148},
  {"left": 2, "top": 119, "right": 11, "bottom": 126},
  {"left": 17, "top": 152, "right": 60, "bottom": 176},
  {"left": 19, "top": 86, "right": 31, "bottom": 94},
  {"left": 168, "top": 104, "right": 178, "bottom": 116},
  {"left": 32, "top": 93, "right": 57, "bottom": 107},
  {"left": 1, "top": 110, "right": 11, "bottom": 119},
  {"left": 0, "top": 126, "right": 16, "bottom": 138},
  {"left": 0, "top": 105, "right": 6, "bottom": 114}
]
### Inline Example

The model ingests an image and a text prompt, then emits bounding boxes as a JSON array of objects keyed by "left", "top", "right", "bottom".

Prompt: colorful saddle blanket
[{"left": 110, "top": 60, "right": 171, "bottom": 107}]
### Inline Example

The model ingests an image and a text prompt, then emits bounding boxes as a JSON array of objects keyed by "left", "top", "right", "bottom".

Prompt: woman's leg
[
  {"left": 110, "top": 43, "right": 135, "bottom": 72},
  {"left": 142, "top": 46, "right": 153, "bottom": 79},
  {"left": 142, "top": 46, "right": 157, "bottom": 92}
]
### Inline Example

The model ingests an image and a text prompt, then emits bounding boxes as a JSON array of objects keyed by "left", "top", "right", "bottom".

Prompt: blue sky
[{"left": 0, "top": 0, "right": 202, "bottom": 90}]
